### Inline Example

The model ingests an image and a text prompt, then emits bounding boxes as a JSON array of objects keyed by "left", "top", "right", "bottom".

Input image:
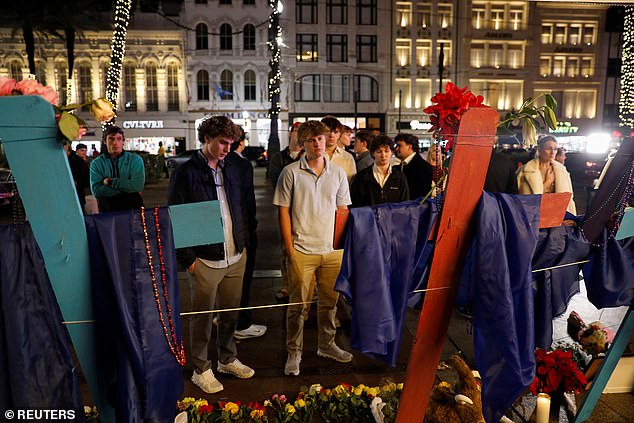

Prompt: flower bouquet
[
  {"left": 530, "top": 348, "right": 587, "bottom": 396},
  {"left": 0, "top": 76, "right": 114, "bottom": 143}
]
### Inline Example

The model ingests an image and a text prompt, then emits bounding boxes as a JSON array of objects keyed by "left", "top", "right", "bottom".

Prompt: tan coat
[{"left": 517, "top": 158, "right": 577, "bottom": 214}]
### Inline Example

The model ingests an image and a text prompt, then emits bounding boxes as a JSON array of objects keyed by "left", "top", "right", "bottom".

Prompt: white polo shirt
[
  {"left": 330, "top": 146, "right": 357, "bottom": 183},
  {"left": 273, "top": 156, "right": 351, "bottom": 255}
]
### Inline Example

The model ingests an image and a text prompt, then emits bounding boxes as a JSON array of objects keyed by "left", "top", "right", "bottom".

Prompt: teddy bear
[{"left": 425, "top": 354, "right": 485, "bottom": 423}]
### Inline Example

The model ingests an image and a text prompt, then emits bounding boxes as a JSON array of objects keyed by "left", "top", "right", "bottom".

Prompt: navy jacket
[
  {"left": 167, "top": 151, "right": 246, "bottom": 268},
  {"left": 350, "top": 165, "right": 409, "bottom": 208},
  {"left": 401, "top": 153, "right": 433, "bottom": 200}
]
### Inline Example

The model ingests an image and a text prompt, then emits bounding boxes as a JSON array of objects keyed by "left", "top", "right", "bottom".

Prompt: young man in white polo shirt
[{"left": 273, "top": 120, "right": 353, "bottom": 376}]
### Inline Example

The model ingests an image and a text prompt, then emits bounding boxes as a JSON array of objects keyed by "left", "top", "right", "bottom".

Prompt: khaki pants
[
  {"left": 190, "top": 253, "right": 246, "bottom": 372},
  {"left": 286, "top": 249, "right": 343, "bottom": 354}
]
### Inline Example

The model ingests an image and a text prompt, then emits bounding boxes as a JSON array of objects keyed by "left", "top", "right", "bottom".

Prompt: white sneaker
[
  {"left": 284, "top": 352, "right": 301, "bottom": 376},
  {"left": 217, "top": 358, "right": 255, "bottom": 379},
  {"left": 191, "top": 369, "right": 224, "bottom": 394},
  {"left": 317, "top": 343, "right": 353, "bottom": 363},
  {"left": 234, "top": 324, "right": 267, "bottom": 339}
]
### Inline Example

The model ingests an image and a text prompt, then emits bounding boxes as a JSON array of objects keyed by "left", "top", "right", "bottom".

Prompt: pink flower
[
  {"left": 16, "top": 79, "right": 43, "bottom": 95},
  {"left": 39, "top": 85, "right": 59, "bottom": 106},
  {"left": 0, "top": 76, "right": 18, "bottom": 96}
]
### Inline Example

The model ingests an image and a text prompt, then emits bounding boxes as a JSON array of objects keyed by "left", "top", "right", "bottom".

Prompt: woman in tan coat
[{"left": 517, "top": 135, "right": 577, "bottom": 214}]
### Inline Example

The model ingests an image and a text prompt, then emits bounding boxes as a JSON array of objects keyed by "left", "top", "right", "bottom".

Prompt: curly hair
[
  {"left": 370, "top": 135, "right": 394, "bottom": 154},
  {"left": 297, "top": 121, "right": 329, "bottom": 146},
  {"left": 197, "top": 115, "right": 242, "bottom": 145}
]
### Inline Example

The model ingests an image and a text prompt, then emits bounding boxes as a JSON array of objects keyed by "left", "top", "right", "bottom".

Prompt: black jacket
[
  {"left": 484, "top": 150, "right": 519, "bottom": 194},
  {"left": 167, "top": 151, "right": 246, "bottom": 268},
  {"left": 267, "top": 147, "right": 300, "bottom": 188},
  {"left": 401, "top": 153, "right": 433, "bottom": 200},
  {"left": 226, "top": 151, "right": 258, "bottom": 247},
  {"left": 350, "top": 165, "right": 410, "bottom": 208}
]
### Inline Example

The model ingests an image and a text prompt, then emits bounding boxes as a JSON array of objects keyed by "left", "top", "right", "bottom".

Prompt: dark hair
[
  {"left": 197, "top": 115, "right": 242, "bottom": 145},
  {"left": 393, "top": 133, "right": 419, "bottom": 153},
  {"left": 102, "top": 126, "right": 124, "bottom": 142},
  {"left": 341, "top": 125, "right": 353, "bottom": 134},
  {"left": 297, "top": 121, "right": 329, "bottom": 146},
  {"left": 355, "top": 131, "right": 375, "bottom": 146},
  {"left": 75, "top": 143, "right": 87, "bottom": 150},
  {"left": 321, "top": 115, "right": 342, "bottom": 132},
  {"left": 370, "top": 135, "right": 394, "bottom": 154},
  {"left": 556, "top": 147, "right": 565, "bottom": 156}
]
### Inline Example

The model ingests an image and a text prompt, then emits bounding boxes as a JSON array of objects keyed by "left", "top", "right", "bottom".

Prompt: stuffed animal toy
[
  {"left": 567, "top": 311, "right": 615, "bottom": 356},
  {"left": 425, "top": 354, "right": 485, "bottom": 423}
]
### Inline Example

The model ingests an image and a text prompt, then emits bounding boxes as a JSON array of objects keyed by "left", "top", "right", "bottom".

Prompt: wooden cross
[
  {"left": 0, "top": 96, "right": 224, "bottom": 423},
  {"left": 396, "top": 108, "right": 573, "bottom": 422}
]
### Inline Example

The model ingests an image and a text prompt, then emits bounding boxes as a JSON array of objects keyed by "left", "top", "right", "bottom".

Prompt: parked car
[{"left": 166, "top": 150, "right": 197, "bottom": 176}]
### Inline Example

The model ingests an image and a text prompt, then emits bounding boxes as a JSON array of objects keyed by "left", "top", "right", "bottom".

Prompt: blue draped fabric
[
  {"left": 532, "top": 226, "right": 590, "bottom": 348},
  {"left": 0, "top": 224, "right": 84, "bottom": 418},
  {"left": 472, "top": 192, "right": 541, "bottom": 423},
  {"left": 335, "top": 199, "right": 437, "bottom": 367},
  {"left": 85, "top": 208, "right": 184, "bottom": 422},
  {"left": 583, "top": 229, "right": 634, "bottom": 309}
]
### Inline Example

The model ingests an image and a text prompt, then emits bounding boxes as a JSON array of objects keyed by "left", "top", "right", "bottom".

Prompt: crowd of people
[{"left": 71, "top": 115, "right": 576, "bottom": 395}]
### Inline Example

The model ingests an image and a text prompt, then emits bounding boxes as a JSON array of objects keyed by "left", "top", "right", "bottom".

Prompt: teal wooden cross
[{"left": 0, "top": 96, "right": 223, "bottom": 423}]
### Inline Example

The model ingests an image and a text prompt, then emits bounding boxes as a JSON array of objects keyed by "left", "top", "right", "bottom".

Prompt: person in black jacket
[
  {"left": 267, "top": 122, "right": 302, "bottom": 189},
  {"left": 394, "top": 133, "right": 434, "bottom": 200},
  {"left": 167, "top": 115, "right": 255, "bottom": 394},
  {"left": 350, "top": 135, "right": 409, "bottom": 208}
]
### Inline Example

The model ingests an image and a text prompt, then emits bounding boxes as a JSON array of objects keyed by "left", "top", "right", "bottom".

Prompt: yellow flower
[
  {"left": 224, "top": 402, "right": 240, "bottom": 414},
  {"left": 90, "top": 97, "right": 115, "bottom": 123},
  {"left": 285, "top": 404, "right": 296, "bottom": 415},
  {"left": 193, "top": 399, "right": 208, "bottom": 408},
  {"left": 295, "top": 398, "right": 306, "bottom": 408},
  {"left": 180, "top": 397, "right": 195, "bottom": 406},
  {"left": 250, "top": 409, "right": 264, "bottom": 419},
  {"left": 353, "top": 387, "right": 363, "bottom": 396},
  {"left": 396, "top": 383, "right": 404, "bottom": 390},
  {"left": 365, "top": 387, "right": 380, "bottom": 397}
]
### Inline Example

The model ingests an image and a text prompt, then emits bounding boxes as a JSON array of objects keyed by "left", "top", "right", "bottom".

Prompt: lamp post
[{"left": 267, "top": 0, "right": 283, "bottom": 154}]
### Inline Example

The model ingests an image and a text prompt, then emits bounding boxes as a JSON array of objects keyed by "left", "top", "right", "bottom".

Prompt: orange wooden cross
[{"left": 396, "top": 108, "right": 571, "bottom": 422}]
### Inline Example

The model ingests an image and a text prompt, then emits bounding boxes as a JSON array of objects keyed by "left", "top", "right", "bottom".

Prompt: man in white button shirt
[
  {"left": 321, "top": 116, "right": 357, "bottom": 183},
  {"left": 168, "top": 116, "right": 254, "bottom": 394},
  {"left": 274, "top": 120, "right": 354, "bottom": 376}
]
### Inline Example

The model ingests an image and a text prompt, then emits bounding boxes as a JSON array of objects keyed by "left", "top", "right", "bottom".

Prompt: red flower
[
  {"left": 423, "top": 82, "right": 488, "bottom": 150},
  {"left": 530, "top": 348, "right": 587, "bottom": 395},
  {"left": 340, "top": 383, "right": 352, "bottom": 391},
  {"left": 199, "top": 404, "right": 214, "bottom": 414}
]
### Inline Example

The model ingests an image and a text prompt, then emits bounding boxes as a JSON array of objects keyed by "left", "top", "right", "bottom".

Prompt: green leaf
[
  {"left": 523, "top": 107, "right": 538, "bottom": 116},
  {"left": 58, "top": 111, "right": 80, "bottom": 141},
  {"left": 520, "top": 97, "right": 534, "bottom": 110},
  {"left": 59, "top": 103, "right": 83, "bottom": 111},
  {"left": 544, "top": 107, "right": 558, "bottom": 130},
  {"left": 545, "top": 94, "right": 557, "bottom": 111}
]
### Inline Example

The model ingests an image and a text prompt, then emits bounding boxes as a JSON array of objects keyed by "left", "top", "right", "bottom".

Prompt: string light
[
  {"left": 104, "top": 0, "right": 132, "bottom": 126},
  {"left": 268, "top": 0, "right": 282, "bottom": 117},
  {"left": 619, "top": 6, "right": 634, "bottom": 128}
]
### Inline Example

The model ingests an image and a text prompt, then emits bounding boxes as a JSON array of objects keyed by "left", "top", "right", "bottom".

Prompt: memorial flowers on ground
[{"left": 0, "top": 76, "right": 114, "bottom": 142}]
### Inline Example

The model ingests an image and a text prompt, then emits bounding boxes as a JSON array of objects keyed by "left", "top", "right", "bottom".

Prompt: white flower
[
  {"left": 309, "top": 383, "right": 323, "bottom": 395},
  {"left": 370, "top": 396, "right": 386, "bottom": 423}
]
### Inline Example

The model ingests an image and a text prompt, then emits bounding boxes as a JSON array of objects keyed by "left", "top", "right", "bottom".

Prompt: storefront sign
[
  {"left": 122, "top": 120, "right": 164, "bottom": 129},
  {"left": 397, "top": 120, "right": 431, "bottom": 131},
  {"left": 554, "top": 47, "right": 582, "bottom": 54},
  {"left": 220, "top": 111, "right": 269, "bottom": 120},
  {"left": 552, "top": 121, "right": 579, "bottom": 134},
  {"left": 485, "top": 32, "right": 513, "bottom": 39}
]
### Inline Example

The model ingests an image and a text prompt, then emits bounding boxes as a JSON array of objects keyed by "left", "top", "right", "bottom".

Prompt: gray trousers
[{"left": 190, "top": 253, "right": 246, "bottom": 373}]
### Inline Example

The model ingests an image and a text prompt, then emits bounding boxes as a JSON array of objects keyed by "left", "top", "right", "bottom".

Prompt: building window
[
  {"left": 244, "top": 70, "right": 256, "bottom": 101},
  {"left": 196, "top": 23, "right": 208, "bottom": 50},
  {"left": 418, "top": 3, "right": 431, "bottom": 28},
  {"left": 297, "top": 0, "right": 317, "bottom": 24},
  {"left": 509, "top": 5, "right": 525, "bottom": 31},
  {"left": 327, "top": 0, "right": 347, "bottom": 24},
  {"left": 356, "top": 0, "right": 377, "bottom": 25},
  {"left": 396, "top": 2, "right": 412, "bottom": 27},
  {"left": 488, "top": 44, "right": 503, "bottom": 68},
  {"left": 357, "top": 35, "right": 377, "bottom": 63},
  {"left": 581, "top": 58, "right": 593, "bottom": 77},
  {"left": 396, "top": 39, "right": 411, "bottom": 67},
  {"left": 296, "top": 34, "right": 318, "bottom": 62},
  {"left": 220, "top": 23, "right": 233, "bottom": 50},
  {"left": 56, "top": 63, "right": 68, "bottom": 106},
  {"left": 77, "top": 63, "right": 92, "bottom": 107},
  {"left": 243, "top": 24, "right": 256, "bottom": 50},
  {"left": 472, "top": 4, "right": 485, "bottom": 29},
  {"left": 470, "top": 79, "right": 523, "bottom": 111},
  {"left": 541, "top": 24, "right": 553, "bottom": 44},
  {"left": 123, "top": 64, "right": 137, "bottom": 111},
  {"left": 415, "top": 79, "right": 432, "bottom": 108},
  {"left": 167, "top": 64, "right": 179, "bottom": 111},
  {"left": 9, "top": 60, "right": 23, "bottom": 81},
  {"left": 438, "top": 41, "right": 451, "bottom": 67},
  {"left": 220, "top": 69, "right": 233, "bottom": 100},
  {"left": 197, "top": 70, "right": 209, "bottom": 101},
  {"left": 35, "top": 61, "right": 47, "bottom": 85},
  {"left": 490, "top": 5, "right": 505, "bottom": 30},
  {"left": 327, "top": 34, "right": 347, "bottom": 62},
  {"left": 569, "top": 25, "right": 581, "bottom": 45},
  {"left": 324, "top": 74, "right": 350, "bottom": 102},
  {"left": 583, "top": 25, "right": 595, "bottom": 45},
  {"left": 294, "top": 74, "right": 320, "bottom": 102},
  {"left": 554, "top": 25, "right": 566, "bottom": 45},
  {"left": 539, "top": 57, "right": 551, "bottom": 77},
  {"left": 416, "top": 40, "right": 431, "bottom": 67},
  {"left": 100, "top": 63, "right": 109, "bottom": 96},
  {"left": 471, "top": 43, "right": 484, "bottom": 68},
  {"left": 145, "top": 64, "right": 159, "bottom": 111},
  {"left": 563, "top": 90, "right": 596, "bottom": 119},
  {"left": 507, "top": 45, "right": 523, "bottom": 69},
  {"left": 354, "top": 75, "right": 377, "bottom": 102},
  {"left": 394, "top": 79, "right": 411, "bottom": 108},
  {"left": 437, "top": 4, "right": 452, "bottom": 29},
  {"left": 553, "top": 57, "right": 565, "bottom": 77}
]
